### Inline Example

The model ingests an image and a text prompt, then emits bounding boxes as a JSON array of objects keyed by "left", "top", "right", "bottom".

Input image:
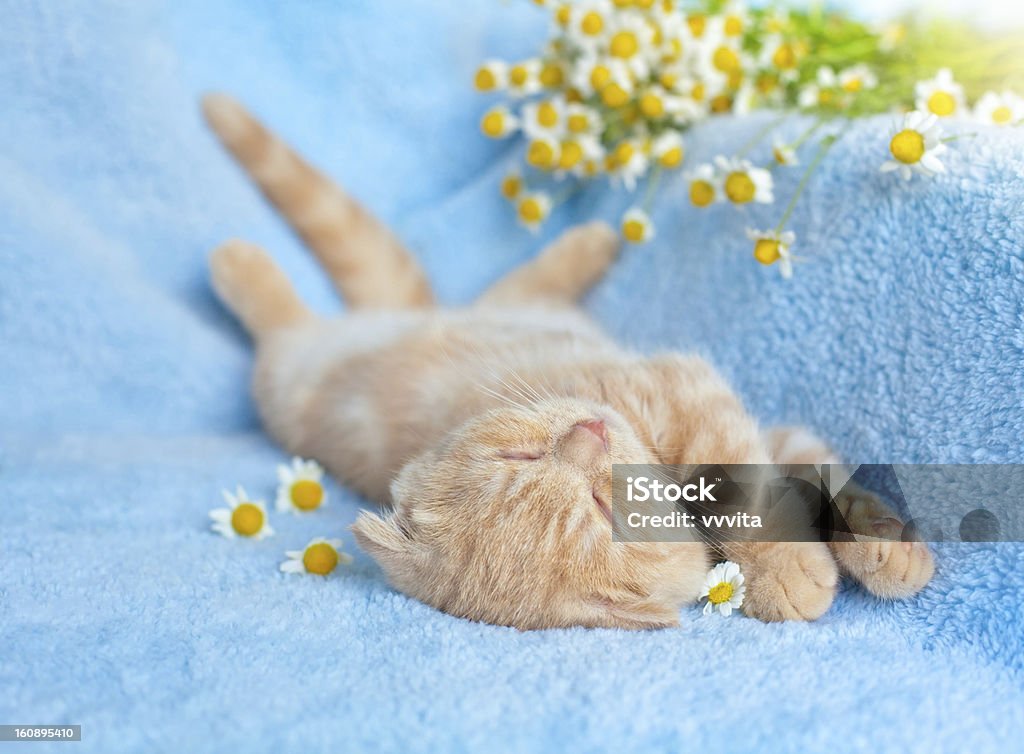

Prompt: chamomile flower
[
  {"left": 880, "top": 110, "right": 947, "bottom": 181},
  {"left": 516, "top": 192, "right": 552, "bottom": 231},
  {"left": 798, "top": 66, "right": 839, "bottom": 109},
  {"left": 718, "top": 1, "right": 750, "bottom": 39},
  {"left": 473, "top": 60, "right": 508, "bottom": 92},
  {"left": 567, "top": 1, "right": 613, "bottom": 48},
  {"left": 500, "top": 171, "right": 524, "bottom": 201},
  {"left": 700, "top": 561, "right": 746, "bottom": 616},
  {"left": 838, "top": 64, "right": 877, "bottom": 94},
  {"left": 771, "top": 138, "right": 798, "bottom": 166},
  {"left": 973, "top": 90, "right": 1024, "bottom": 127},
  {"left": 605, "top": 12, "right": 656, "bottom": 78},
  {"left": 280, "top": 538, "right": 353, "bottom": 576},
  {"left": 746, "top": 228, "right": 796, "bottom": 279},
  {"left": 506, "top": 59, "right": 543, "bottom": 98},
  {"left": 276, "top": 457, "right": 328, "bottom": 513},
  {"left": 480, "top": 106, "right": 519, "bottom": 139},
  {"left": 715, "top": 156, "right": 774, "bottom": 204},
  {"left": 761, "top": 36, "right": 800, "bottom": 80},
  {"left": 915, "top": 68, "right": 965, "bottom": 118},
  {"left": 210, "top": 486, "right": 274, "bottom": 540},
  {"left": 565, "top": 103, "right": 603, "bottom": 136},
  {"left": 608, "top": 138, "right": 649, "bottom": 191},
  {"left": 526, "top": 135, "right": 562, "bottom": 171},
  {"left": 685, "top": 163, "right": 721, "bottom": 207},
  {"left": 651, "top": 130, "right": 685, "bottom": 168},
  {"left": 522, "top": 98, "right": 567, "bottom": 140},
  {"left": 621, "top": 207, "right": 655, "bottom": 243}
]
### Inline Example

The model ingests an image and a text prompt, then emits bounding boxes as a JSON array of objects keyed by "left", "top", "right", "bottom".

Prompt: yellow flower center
[
  {"left": 558, "top": 140, "right": 583, "bottom": 169},
  {"left": 480, "top": 111, "right": 506, "bottom": 138},
  {"left": 290, "top": 480, "right": 324, "bottom": 511},
  {"left": 690, "top": 180, "right": 715, "bottom": 207},
  {"left": 819, "top": 89, "right": 834, "bottom": 105},
  {"left": 724, "top": 172, "right": 756, "bottom": 203},
  {"left": 581, "top": 11, "right": 604, "bottom": 35},
  {"left": 622, "top": 218, "right": 647, "bottom": 242},
  {"left": 555, "top": 4, "right": 571, "bottom": 26},
  {"left": 612, "top": 0, "right": 631, "bottom": 7},
  {"left": 302, "top": 542, "right": 339, "bottom": 576},
  {"left": 613, "top": 141, "right": 635, "bottom": 166},
  {"left": 927, "top": 90, "right": 956, "bottom": 116},
  {"left": 707, "top": 581, "right": 734, "bottom": 605},
  {"left": 640, "top": 92, "right": 664, "bottom": 118},
  {"left": 610, "top": 31, "right": 639, "bottom": 59},
  {"left": 992, "top": 105, "right": 1013, "bottom": 124},
  {"left": 757, "top": 73, "right": 778, "bottom": 94},
  {"left": 724, "top": 15, "right": 743, "bottom": 36},
  {"left": 753, "top": 239, "right": 781, "bottom": 265},
  {"left": 772, "top": 43, "right": 796, "bottom": 69},
  {"left": 474, "top": 67, "right": 497, "bottom": 91},
  {"left": 772, "top": 146, "right": 789, "bottom": 164},
  {"left": 842, "top": 77, "right": 863, "bottom": 93},
  {"left": 890, "top": 129, "right": 925, "bottom": 164},
  {"left": 601, "top": 82, "right": 630, "bottom": 108},
  {"left": 501, "top": 174, "right": 522, "bottom": 199},
  {"left": 568, "top": 113, "right": 590, "bottom": 133},
  {"left": 537, "top": 102, "right": 559, "bottom": 128},
  {"left": 712, "top": 46, "right": 740, "bottom": 73},
  {"left": 692, "top": 83, "right": 705, "bottom": 101},
  {"left": 659, "top": 146, "right": 683, "bottom": 168},
  {"left": 590, "top": 65, "right": 611, "bottom": 91},
  {"left": 660, "top": 71, "right": 678, "bottom": 89},
  {"left": 710, "top": 94, "right": 733, "bottom": 113},
  {"left": 509, "top": 65, "right": 529, "bottom": 87},
  {"left": 540, "top": 63, "right": 564, "bottom": 88},
  {"left": 527, "top": 139, "right": 556, "bottom": 169},
  {"left": 518, "top": 197, "right": 545, "bottom": 224},
  {"left": 634, "top": 0, "right": 654, "bottom": 8},
  {"left": 230, "top": 503, "right": 264, "bottom": 537},
  {"left": 687, "top": 15, "right": 706, "bottom": 37}
]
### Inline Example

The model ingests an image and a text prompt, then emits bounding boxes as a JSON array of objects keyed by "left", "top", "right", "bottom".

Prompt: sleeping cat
[{"left": 202, "top": 94, "right": 933, "bottom": 629}]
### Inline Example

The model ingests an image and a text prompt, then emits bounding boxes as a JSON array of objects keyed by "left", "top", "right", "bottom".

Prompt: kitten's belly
[{"left": 258, "top": 307, "right": 623, "bottom": 501}]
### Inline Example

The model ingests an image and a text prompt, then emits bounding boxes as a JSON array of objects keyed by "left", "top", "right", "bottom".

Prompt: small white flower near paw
[
  {"left": 210, "top": 486, "right": 275, "bottom": 540},
  {"left": 701, "top": 561, "right": 746, "bottom": 617},
  {"left": 276, "top": 457, "right": 328, "bottom": 513},
  {"left": 280, "top": 538, "right": 353, "bottom": 577}
]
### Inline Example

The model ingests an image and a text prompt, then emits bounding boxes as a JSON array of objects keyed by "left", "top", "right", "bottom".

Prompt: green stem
[
  {"left": 941, "top": 132, "right": 978, "bottom": 143},
  {"left": 775, "top": 130, "right": 841, "bottom": 234},
  {"left": 737, "top": 114, "right": 788, "bottom": 157},
  {"left": 642, "top": 164, "right": 663, "bottom": 211},
  {"left": 790, "top": 118, "right": 825, "bottom": 150}
]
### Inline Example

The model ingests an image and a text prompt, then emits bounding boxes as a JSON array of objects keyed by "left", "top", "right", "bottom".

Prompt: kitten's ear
[
  {"left": 351, "top": 510, "right": 427, "bottom": 580},
  {"left": 588, "top": 595, "right": 681, "bottom": 629}
]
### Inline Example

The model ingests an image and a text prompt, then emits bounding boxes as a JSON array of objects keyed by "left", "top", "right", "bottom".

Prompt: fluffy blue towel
[{"left": 1, "top": 1, "right": 1022, "bottom": 752}]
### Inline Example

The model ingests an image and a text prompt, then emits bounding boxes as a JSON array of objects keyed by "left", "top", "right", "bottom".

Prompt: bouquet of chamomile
[{"left": 474, "top": 0, "right": 1024, "bottom": 277}]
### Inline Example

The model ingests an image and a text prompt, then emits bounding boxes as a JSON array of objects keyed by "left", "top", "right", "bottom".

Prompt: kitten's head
[{"left": 351, "top": 398, "right": 709, "bottom": 630}]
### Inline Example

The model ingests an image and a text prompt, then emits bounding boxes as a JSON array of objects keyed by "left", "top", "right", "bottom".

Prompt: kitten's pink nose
[
  {"left": 560, "top": 419, "right": 608, "bottom": 465},
  {"left": 576, "top": 419, "right": 608, "bottom": 446}
]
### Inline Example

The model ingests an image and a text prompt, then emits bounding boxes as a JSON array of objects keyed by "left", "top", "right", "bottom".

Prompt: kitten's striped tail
[{"left": 201, "top": 93, "right": 434, "bottom": 309}]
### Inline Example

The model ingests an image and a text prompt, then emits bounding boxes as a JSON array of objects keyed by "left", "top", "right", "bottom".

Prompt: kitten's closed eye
[{"left": 498, "top": 450, "right": 545, "bottom": 461}]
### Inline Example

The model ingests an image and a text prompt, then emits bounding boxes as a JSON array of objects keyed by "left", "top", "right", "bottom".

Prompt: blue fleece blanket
[{"left": 2, "top": 1, "right": 1023, "bottom": 752}]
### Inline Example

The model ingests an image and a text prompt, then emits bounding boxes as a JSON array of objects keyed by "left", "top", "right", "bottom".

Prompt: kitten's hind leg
[
  {"left": 210, "top": 240, "right": 313, "bottom": 339},
  {"left": 202, "top": 94, "right": 434, "bottom": 310},
  {"left": 764, "top": 426, "right": 935, "bottom": 600},
  {"left": 476, "top": 222, "right": 620, "bottom": 307}
]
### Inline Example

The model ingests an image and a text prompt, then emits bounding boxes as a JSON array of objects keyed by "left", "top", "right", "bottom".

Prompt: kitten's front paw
[
  {"left": 830, "top": 491, "right": 935, "bottom": 599},
  {"left": 740, "top": 542, "right": 839, "bottom": 622},
  {"left": 831, "top": 521, "right": 935, "bottom": 599}
]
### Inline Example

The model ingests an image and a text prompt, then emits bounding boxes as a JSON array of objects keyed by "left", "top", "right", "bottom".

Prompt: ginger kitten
[{"left": 202, "top": 94, "right": 933, "bottom": 629}]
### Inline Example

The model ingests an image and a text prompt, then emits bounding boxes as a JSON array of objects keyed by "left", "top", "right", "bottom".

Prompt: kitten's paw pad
[
  {"left": 741, "top": 543, "right": 838, "bottom": 622},
  {"left": 831, "top": 490, "right": 935, "bottom": 599},
  {"left": 833, "top": 536, "right": 934, "bottom": 599}
]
